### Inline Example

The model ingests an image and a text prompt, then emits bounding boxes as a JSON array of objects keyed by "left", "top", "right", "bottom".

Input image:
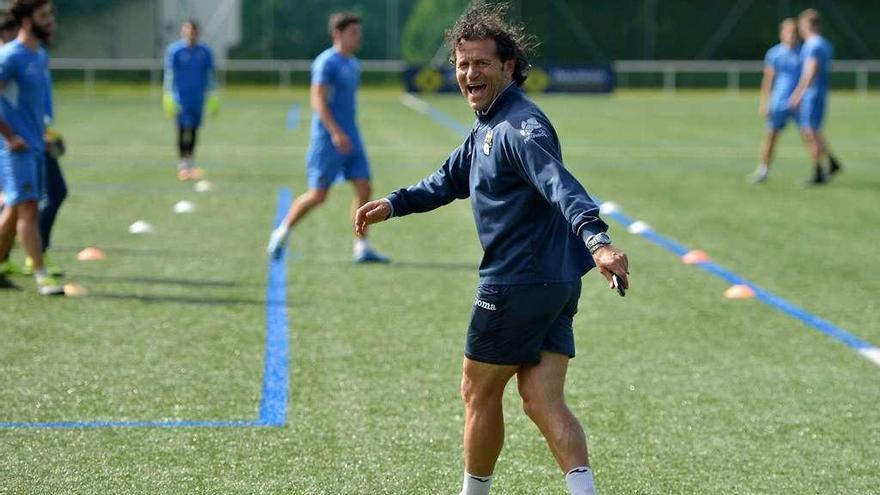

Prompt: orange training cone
[
  {"left": 63, "top": 283, "right": 88, "bottom": 297},
  {"left": 681, "top": 249, "right": 710, "bottom": 265},
  {"left": 77, "top": 247, "right": 106, "bottom": 261},
  {"left": 724, "top": 284, "right": 755, "bottom": 299}
]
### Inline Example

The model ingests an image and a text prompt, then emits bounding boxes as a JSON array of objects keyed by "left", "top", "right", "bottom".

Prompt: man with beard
[{"left": 0, "top": 0, "right": 62, "bottom": 294}]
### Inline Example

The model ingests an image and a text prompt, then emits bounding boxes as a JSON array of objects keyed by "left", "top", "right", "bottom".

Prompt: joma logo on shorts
[{"left": 474, "top": 298, "right": 496, "bottom": 311}]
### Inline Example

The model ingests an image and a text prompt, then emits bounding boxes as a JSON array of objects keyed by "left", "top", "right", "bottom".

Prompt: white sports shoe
[{"left": 267, "top": 227, "right": 289, "bottom": 260}]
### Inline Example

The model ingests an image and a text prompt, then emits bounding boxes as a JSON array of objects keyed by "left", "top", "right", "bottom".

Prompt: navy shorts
[{"left": 465, "top": 280, "right": 582, "bottom": 366}]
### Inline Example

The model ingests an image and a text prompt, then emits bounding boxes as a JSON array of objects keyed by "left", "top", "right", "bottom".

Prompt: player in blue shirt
[
  {"left": 789, "top": 9, "right": 842, "bottom": 185},
  {"left": 355, "top": 5, "right": 629, "bottom": 495},
  {"left": 749, "top": 19, "right": 801, "bottom": 183},
  {"left": 0, "top": 11, "right": 19, "bottom": 216},
  {"left": 163, "top": 20, "right": 217, "bottom": 181},
  {"left": 0, "top": 0, "right": 62, "bottom": 295},
  {"left": 267, "top": 12, "right": 389, "bottom": 264}
]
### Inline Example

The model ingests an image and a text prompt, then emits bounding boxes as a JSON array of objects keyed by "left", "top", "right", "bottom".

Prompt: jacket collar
[{"left": 476, "top": 82, "right": 519, "bottom": 123}]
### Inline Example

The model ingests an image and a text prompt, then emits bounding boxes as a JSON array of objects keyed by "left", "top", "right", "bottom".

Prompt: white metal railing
[
  {"left": 49, "top": 58, "right": 879, "bottom": 95},
  {"left": 614, "top": 60, "right": 880, "bottom": 94}
]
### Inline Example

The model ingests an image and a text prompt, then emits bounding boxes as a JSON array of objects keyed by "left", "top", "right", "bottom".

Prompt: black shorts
[{"left": 465, "top": 280, "right": 582, "bottom": 366}]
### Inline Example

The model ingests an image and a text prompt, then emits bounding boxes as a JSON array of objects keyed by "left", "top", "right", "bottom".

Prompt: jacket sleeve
[
  {"left": 503, "top": 118, "right": 608, "bottom": 241},
  {"left": 386, "top": 136, "right": 472, "bottom": 217}
]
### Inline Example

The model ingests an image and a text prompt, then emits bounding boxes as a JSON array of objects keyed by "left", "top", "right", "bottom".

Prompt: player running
[
  {"left": 0, "top": 0, "right": 62, "bottom": 294},
  {"left": 749, "top": 18, "right": 801, "bottom": 184},
  {"left": 355, "top": 4, "right": 628, "bottom": 494},
  {"left": 789, "top": 9, "right": 842, "bottom": 185},
  {"left": 163, "top": 19, "right": 218, "bottom": 181},
  {"left": 267, "top": 12, "right": 389, "bottom": 264}
]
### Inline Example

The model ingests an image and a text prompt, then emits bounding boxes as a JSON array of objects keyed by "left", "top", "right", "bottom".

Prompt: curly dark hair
[
  {"left": 445, "top": 2, "right": 536, "bottom": 87},
  {"left": 8, "top": 0, "right": 49, "bottom": 24}
]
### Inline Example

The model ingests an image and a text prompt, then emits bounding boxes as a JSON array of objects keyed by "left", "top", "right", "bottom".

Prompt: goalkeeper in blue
[
  {"left": 355, "top": 4, "right": 629, "bottom": 494},
  {"left": 163, "top": 19, "right": 218, "bottom": 181}
]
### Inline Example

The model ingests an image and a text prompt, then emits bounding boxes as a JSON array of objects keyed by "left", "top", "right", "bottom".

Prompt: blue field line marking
[
  {"left": 0, "top": 420, "right": 264, "bottom": 430},
  {"left": 601, "top": 200, "right": 878, "bottom": 363},
  {"left": 259, "top": 187, "right": 293, "bottom": 426},
  {"left": 0, "top": 189, "right": 295, "bottom": 429},
  {"left": 401, "top": 92, "right": 880, "bottom": 367},
  {"left": 287, "top": 104, "right": 300, "bottom": 130}
]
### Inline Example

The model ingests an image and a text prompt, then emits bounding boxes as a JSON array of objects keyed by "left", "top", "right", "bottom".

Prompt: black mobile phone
[{"left": 612, "top": 274, "right": 626, "bottom": 297}]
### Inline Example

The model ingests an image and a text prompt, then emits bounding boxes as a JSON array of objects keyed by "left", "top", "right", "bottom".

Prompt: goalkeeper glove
[
  {"left": 206, "top": 92, "right": 220, "bottom": 117},
  {"left": 44, "top": 127, "right": 66, "bottom": 159},
  {"left": 163, "top": 93, "right": 180, "bottom": 118}
]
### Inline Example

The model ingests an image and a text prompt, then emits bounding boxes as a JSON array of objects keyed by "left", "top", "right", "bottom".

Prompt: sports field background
[{"left": 1, "top": 86, "right": 878, "bottom": 494}]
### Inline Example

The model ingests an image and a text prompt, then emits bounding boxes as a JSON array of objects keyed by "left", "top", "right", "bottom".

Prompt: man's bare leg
[
  {"left": 266, "top": 189, "right": 328, "bottom": 258},
  {"left": 518, "top": 351, "right": 595, "bottom": 494},
  {"left": 459, "top": 357, "right": 518, "bottom": 494},
  {"left": 349, "top": 178, "right": 388, "bottom": 262},
  {"left": 801, "top": 129, "right": 827, "bottom": 184},
  {"left": 751, "top": 129, "right": 780, "bottom": 183}
]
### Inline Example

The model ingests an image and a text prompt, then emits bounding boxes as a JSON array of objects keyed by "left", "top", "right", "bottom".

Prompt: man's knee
[
  {"left": 460, "top": 373, "right": 504, "bottom": 410},
  {"left": 16, "top": 200, "right": 39, "bottom": 219},
  {"left": 518, "top": 378, "right": 568, "bottom": 422},
  {"left": 304, "top": 189, "right": 329, "bottom": 206}
]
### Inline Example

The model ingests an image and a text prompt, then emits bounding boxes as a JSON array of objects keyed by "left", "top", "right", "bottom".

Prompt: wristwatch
[{"left": 586, "top": 232, "right": 612, "bottom": 255}]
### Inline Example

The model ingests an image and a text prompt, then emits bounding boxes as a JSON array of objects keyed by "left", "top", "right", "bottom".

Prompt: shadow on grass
[
  {"left": 72, "top": 274, "right": 257, "bottom": 289},
  {"left": 88, "top": 291, "right": 293, "bottom": 308},
  {"left": 831, "top": 179, "right": 880, "bottom": 192},
  {"left": 304, "top": 258, "right": 476, "bottom": 272},
  {"left": 53, "top": 245, "right": 206, "bottom": 258}
]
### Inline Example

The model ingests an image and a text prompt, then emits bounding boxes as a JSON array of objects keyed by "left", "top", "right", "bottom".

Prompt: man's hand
[
  {"left": 592, "top": 244, "right": 629, "bottom": 292},
  {"left": 759, "top": 102, "right": 769, "bottom": 117},
  {"left": 331, "top": 130, "right": 353, "bottom": 155},
  {"left": 788, "top": 93, "right": 802, "bottom": 111},
  {"left": 7, "top": 135, "right": 27, "bottom": 152},
  {"left": 354, "top": 199, "right": 392, "bottom": 236}
]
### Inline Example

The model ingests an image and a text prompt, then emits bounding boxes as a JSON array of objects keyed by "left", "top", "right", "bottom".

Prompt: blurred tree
[{"left": 401, "top": 0, "right": 468, "bottom": 65}]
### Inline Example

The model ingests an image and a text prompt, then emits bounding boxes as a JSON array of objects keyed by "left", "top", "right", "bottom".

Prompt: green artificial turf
[{"left": 1, "top": 85, "right": 878, "bottom": 494}]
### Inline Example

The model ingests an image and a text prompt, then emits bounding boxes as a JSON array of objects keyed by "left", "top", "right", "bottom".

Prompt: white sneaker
[
  {"left": 748, "top": 169, "right": 768, "bottom": 184},
  {"left": 36, "top": 275, "right": 65, "bottom": 296},
  {"left": 267, "top": 227, "right": 289, "bottom": 260}
]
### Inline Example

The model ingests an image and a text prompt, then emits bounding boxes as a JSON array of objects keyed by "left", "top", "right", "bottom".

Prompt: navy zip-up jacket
[{"left": 387, "top": 83, "right": 608, "bottom": 285}]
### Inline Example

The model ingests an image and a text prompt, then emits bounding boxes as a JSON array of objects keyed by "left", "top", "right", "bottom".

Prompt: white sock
[
  {"left": 34, "top": 268, "right": 48, "bottom": 281},
  {"left": 757, "top": 163, "right": 768, "bottom": 174},
  {"left": 565, "top": 466, "right": 596, "bottom": 495},
  {"left": 460, "top": 471, "right": 492, "bottom": 495},
  {"left": 354, "top": 238, "right": 370, "bottom": 255}
]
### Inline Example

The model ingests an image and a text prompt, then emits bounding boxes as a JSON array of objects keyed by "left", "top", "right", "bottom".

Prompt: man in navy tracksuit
[{"left": 355, "top": 5, "right": 629, "bottom": 495}]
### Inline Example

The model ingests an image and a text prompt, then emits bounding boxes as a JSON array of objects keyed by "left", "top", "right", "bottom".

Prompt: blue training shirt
[
  {"left": 387, "top": 84, "right": 608, "bottom": 285},
  {"left": 0, "top": 40, "right": 48, "bottom": 153},
  {"left": 764, "top": 43, "right": 801, "bottom": 108},
  {"left": 165, "top": 40, "right": 215, "bottom": 109},
  {"left": 44, "top": 66, "right": 53, "bottom": 126},
  {"left": 310, "top": 47, "right": 361, "bottom": 146},
  {"left": 801, "top": 35, "right": 833, "bottom": 100}
]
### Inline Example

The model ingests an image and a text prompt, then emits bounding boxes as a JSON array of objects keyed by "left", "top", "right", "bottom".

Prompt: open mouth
[{"left": 467, "top": 83, "right": 488, "bottom": 98}]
